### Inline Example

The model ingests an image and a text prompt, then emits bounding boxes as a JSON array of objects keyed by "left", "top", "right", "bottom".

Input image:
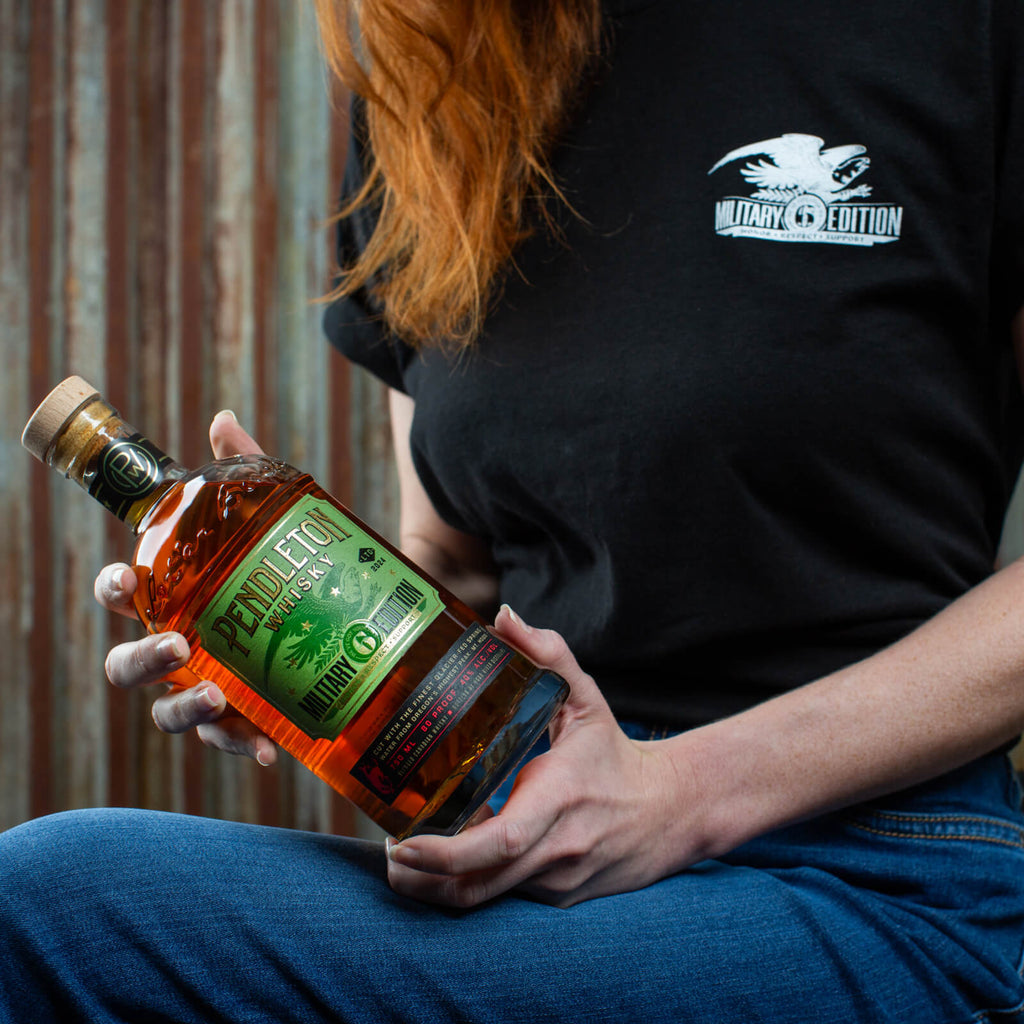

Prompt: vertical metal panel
[
  {"left": 211, "top": 1, "right": 256, "bottom": 422},
  {"left": 273, "top": 0, "right": 338, "bottom": 835},
  {"left": 102, "top": 0, "right": 131, "bottom": 813},
  {"left": 1, "top": 0, "right": 383, "bottom": 836},
  {"left": 0, "top": 0, "right": 33, "bottom": 830},
  {"left": 26, "top": 0, "right": 60, "bottom": 823},
  {"left": 61, "top": 0, "right": 110, "bottom": 812},
  {"left": 203, "top": 0, "right": 260, "bottom": 828}
]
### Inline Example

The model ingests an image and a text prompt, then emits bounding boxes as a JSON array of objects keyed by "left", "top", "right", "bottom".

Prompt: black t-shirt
[{"left": 325, "top": 0, "right": 1024, "bottom": 730}]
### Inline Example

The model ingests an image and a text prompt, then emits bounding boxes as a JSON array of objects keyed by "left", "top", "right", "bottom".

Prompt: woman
[{"left": 3, "top": 0, "right": 1024, "bottom": 1020}]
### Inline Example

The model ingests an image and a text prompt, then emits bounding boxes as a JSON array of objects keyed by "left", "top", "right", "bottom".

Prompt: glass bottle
[{"left": 23, "top": 376, "right": 567, "bottom": 838}]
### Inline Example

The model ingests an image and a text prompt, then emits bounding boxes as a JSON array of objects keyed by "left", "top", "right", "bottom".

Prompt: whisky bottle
[{"left": 22, "top": 377, "right": 568, "bottom": 838}]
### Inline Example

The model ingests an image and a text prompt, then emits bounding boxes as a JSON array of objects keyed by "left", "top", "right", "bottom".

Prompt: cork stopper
[{"left": 21, "top": 376, "right": 102, "bottom": 463}]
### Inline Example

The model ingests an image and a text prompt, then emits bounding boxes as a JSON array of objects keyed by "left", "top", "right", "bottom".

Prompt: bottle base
[{"left": 405, "top": 669, "right": 569, "bottom": 837}]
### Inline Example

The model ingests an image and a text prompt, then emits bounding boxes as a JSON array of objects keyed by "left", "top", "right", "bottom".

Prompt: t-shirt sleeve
[
  {"left": 322, "top": 97, "right": 414, "bottom": 393},
  {"left": 993, "top": 0, "right": 1024, "bottom": 322}
]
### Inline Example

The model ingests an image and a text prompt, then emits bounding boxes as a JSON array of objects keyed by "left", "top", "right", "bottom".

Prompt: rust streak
[
  {"left": 177, "top": 0, "right": 208, "bottom": 470},
  {"left": 178, "top": 0, "right": 207, "bottom": 815},
  {"left": 254, "top": 0, "right": 278, "bottom": 455},
  {"left": 104, "top": 0, "right": 131, "bottom": 810},
  {"left": 27, "top": 0, "right": 57, "bottom": 822}
]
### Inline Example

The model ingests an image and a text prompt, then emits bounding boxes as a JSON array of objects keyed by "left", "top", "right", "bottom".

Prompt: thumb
[{"left": 209, "top": 410, "right": 265, "bottom": 459}]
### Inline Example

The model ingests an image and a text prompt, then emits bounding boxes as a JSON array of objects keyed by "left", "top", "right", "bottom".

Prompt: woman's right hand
[
  {"left": 94, "top": 564, "right": 277, "bottom": 765},
  {"left": 92, "top": 410, "right": 278, "bottom": 766}
]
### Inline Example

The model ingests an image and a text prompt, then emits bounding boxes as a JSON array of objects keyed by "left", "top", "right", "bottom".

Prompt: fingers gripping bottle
[{"left": 22, "top": 377, "right": 568, "bottom": 838}]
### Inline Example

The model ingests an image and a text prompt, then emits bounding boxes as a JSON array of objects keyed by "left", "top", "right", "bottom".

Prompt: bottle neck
[{"left": 46, "top": 396, "right": 189, "bottom": 533}]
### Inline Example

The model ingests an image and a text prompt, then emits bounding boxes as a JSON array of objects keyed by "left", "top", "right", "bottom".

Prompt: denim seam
[
  {"left": 845, "top": 821, "right": 1024, "bottom": 851},
  {"left": 970, "top": 981, "right": 1024, "bottom": 1023},
  {"left": 865, "top": 811, "right": 1024, "bottom": 836},
  {"left": 968, "top": 935, "right": 1024, "bottom": 1024},
  {"left": 971, "top": 999, "right": 1024, "bottom": 1022}
]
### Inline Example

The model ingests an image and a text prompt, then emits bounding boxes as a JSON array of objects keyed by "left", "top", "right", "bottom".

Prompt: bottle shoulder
[
  {"left": 182, "top": 454, "right": 304, "bottom": 487},
  {"left": 136, "top": 455, "right": 304, "bottom": 530},
  {"left": 131, "top": 457, "right": 311, "bottom": 629}
]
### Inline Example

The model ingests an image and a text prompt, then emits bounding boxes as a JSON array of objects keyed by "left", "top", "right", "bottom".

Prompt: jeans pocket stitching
[
  {"left": 870, "top": 811, "right": 1024, "bottom": 835},
  {"left": 845, "top": 816, "right": 1024, "bottom": 850}
]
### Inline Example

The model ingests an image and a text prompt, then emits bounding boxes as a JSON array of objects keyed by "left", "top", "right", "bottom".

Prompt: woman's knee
[{"left": 2, "top": 809, "right": 103, "bottom": 874}]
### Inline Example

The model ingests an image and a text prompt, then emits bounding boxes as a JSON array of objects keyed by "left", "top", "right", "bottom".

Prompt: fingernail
[
  {"left": 215, "top": 409, "right": 238, "bottom": 423},
  {"left": 194, "top": 686, "right": 219, "bottom": 712},
  {"left": 386, "top": 841, "right": 419, "bottom": 868},
  {"left": 384, "top": 837, "right": 411, "bottom": 865},
  {"left": 107, "top": 567, "right": 127, "bottom": 597},
  {"left": 255, "top": 744, "right": 272, "bottom": 768},
  {"left": 157, "top": 636, "right": 187, "bottom": 665},
  {"left": 501, "top": 604, "right": 533, "bottom": 633}
]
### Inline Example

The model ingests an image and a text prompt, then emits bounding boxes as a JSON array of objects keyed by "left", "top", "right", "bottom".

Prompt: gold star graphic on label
[
  {"left": 331, "top": 587, "right": 340, "bottom": 597},
  {"left": 361, "top": 571, "right": 370, "bottom": 580},
  {"left": 301, "top": 621, "right": 313, "bottom": 632}
]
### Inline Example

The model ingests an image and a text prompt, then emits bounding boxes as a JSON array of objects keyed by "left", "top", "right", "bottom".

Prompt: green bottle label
[{"left": 194, "top": 495, "right": 444, "bottom": 741}]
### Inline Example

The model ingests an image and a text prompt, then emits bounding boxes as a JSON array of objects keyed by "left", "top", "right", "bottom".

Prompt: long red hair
[{"left": 314, "top": 0, "right": 604, "bottom": 349}]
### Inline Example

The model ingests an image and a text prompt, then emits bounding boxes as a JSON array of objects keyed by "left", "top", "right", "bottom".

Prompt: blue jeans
[{"left": 2, "top": 749, "right": 1024, "bottom": 1023}]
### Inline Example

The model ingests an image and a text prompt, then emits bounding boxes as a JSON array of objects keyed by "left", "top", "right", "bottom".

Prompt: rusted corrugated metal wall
[{"left": 0, "top": 0, "right": 396, "bottom": 836}]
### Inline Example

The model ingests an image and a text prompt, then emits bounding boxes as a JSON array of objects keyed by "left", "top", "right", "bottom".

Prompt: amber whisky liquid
[
  {"left": 23, "top": 379, "right": 568, "bottom": 839},
  {"left": 134, "top": 458, "right": 561, "bottom": 837}
]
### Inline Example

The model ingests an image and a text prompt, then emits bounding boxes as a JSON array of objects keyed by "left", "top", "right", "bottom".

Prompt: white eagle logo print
[{"left": 709, "top": 133, "right": 903, "bottom": 246}]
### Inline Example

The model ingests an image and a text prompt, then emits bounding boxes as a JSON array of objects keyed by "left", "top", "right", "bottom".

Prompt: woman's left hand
[{"left": 385, "top": 607, "right": 705, "bottom": 908}]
